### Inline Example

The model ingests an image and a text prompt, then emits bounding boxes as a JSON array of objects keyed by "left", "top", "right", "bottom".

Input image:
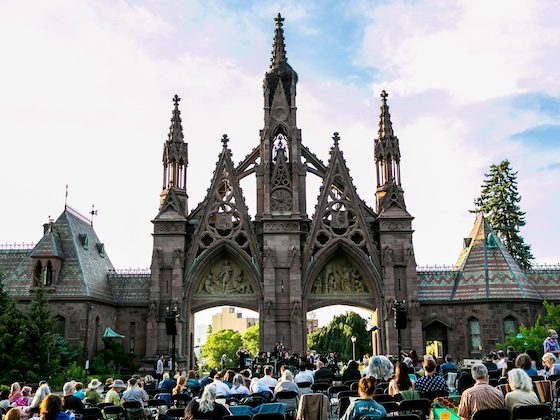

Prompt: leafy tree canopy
[
  {"left": 242, "top": 324, "right": 259, "bottom": 356},
  {"left": 498, "top": 301, "right": 560, "bottom": 359},
  {"left": 475, "top": 159, "right": 533, "bottom": 269},
  {"left": 307, "top": 311, "right": 369, "bottom": 361},
  {"left": 200, "top": 329, "right": 243, "bottom": 369}
]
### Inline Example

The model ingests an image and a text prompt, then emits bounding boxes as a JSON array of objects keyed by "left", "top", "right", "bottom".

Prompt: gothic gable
[
  {"left": 303, "top": 134, "right": 376, "bottom": 265},
  {"left": 187, "top": 136, "right": 260, "bottom": 264}
]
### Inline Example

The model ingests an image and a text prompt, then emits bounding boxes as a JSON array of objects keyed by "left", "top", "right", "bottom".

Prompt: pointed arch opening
[
  {"left": 306, "top": 305, "right": 381, "bottom": 360},
  {"left": 424, "top": 320, "right": 449, "bottom": 360},
  {"left": 193, "top": 305, "right": 259, "bottom": 371},
  {"left": 33, "top": 261, "right": 42, "bottom": 287}
]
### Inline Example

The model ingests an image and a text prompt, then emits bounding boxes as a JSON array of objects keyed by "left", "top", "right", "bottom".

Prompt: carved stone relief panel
[
  {"left": 310, "top": 256, "right": 370, "bottom": 296},
  {"left": 195, "top": 259, "right": 255, "bottom": 296}
]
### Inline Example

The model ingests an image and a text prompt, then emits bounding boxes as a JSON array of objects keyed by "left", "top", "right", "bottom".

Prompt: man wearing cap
[
  {"left": 104, "top": 379, "right": 126, "bottom": 407},
  {"left": 62, "top": 382, "right": 85, "bottom": 414},
  {"left": 85, "top": 379, "right": 103, "bottom": 405}
]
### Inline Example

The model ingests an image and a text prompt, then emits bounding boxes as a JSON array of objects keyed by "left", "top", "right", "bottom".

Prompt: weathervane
[{"left": 90, "top": 204, "right": 98, "bottom": 226}]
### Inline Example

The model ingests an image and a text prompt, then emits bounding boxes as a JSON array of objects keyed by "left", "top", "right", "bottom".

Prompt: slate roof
[
  {"left": 417, "top": 215, "right": 544, "bottom": 302},
  {"left": 3, "top": 207, "right": 116, "bottom": 300},
  {"left": 108, "top": 269, "right": 150, "bottom": 304},
  {"left": 0, "top": 247, "right": 32, "bottom": 280}
]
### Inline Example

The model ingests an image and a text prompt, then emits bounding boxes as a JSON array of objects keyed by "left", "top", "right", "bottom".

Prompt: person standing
[
  {"left": 156, "top": 355, "right": 164, "bottom": 382},
  {"left": 236, "top": 346, "right": 249, "bottom": 370},
  {"left": 543, "top": 330, "right": 560, "bottom": 357}
]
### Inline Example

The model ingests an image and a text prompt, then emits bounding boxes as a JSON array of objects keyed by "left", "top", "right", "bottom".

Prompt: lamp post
[{"left": 351, "top": 336, "right": 357, "bottom": 361}]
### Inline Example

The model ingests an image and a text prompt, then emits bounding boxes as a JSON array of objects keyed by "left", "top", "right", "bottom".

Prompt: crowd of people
[{"left": 2, "top": 332, "right": 560, "bottom": 420}]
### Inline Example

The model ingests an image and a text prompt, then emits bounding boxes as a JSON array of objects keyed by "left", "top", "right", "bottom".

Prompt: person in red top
[{"left": 458, "top": 364, "right": 505, "bottom": 420}]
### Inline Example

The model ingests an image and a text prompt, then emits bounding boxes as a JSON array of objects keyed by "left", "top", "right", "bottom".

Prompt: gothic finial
[
  {"left": 378, "top": 90, "right": 393, "bottom": 139},
  {"left": 270, "top": 13, "right": 287, "bottom": 68},
  {"left": 168, "top": 94, "right": 184, "bottom": 143},
  {"left": 221, "top": 134, "right": 229, "bottom": 147},
  {"left": 333, "top": 132, "right": 340, "bottom": 147}
]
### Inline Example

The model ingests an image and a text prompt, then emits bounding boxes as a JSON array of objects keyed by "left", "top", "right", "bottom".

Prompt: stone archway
[
  {"left": 302, "top": 245, "right": 384, "bottom": 354},
  {"left": 183, "top": 247, "right": 263, "bottom": 368}
]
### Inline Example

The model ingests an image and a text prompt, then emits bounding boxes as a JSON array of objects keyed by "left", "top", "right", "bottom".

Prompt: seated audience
[
  {"left": 0, "top": 390, "right": 11, "bottom": 411},
  {"left": 6, "top": 406, "right": 22, "bottom": 420},
  {"left": 186, "top": 371, "right": 201, "bottom": 388},
  {"left": 314, "top": 360, "right": 334, "bottom": 382},
  {"left": 515, "top": 353, "right": 537, "bottom": 377},
  {"left": 366, "top": 355, "right": 394, "bottom": 381},
  {"left": 342, "top": 360, "right": 362, "bottom": 383},
  {"left": 341, "top": 377, "right": 387, "bottom": 420},
  {"left": 40, "top": 395, "right": 71, "bottom": 420},
  {"left": 122, "top": 378, "right": 149, "bottom": 405},
  {"left": 9, "top": 383, "right": 22, "bottom": 404},
  {"left": 15, "top": 386, "right": 32, "bottom": 407},
  {"left": 143, "top": 375, "right": 156, "bottom": 396},
  {"left": 104, "top": 379, "right": 126, "bottom": 407},
  {"left": 62, "top": 382, "right": 84, "bottom": 414},
  {"left": 230, "top": 374, "right": 249, "bottom": 396},
  {"left": 258, "top": 365, "right": 279, "bottom": 388},
  {"left": 274, "top": 370, "right": 300, "bottom": 411},
  {"left": 28, "top": 384, "right": 51, "bottom": 412},
  {"left": 85, "top": 380, "right": 102, "bottom": 406},
  {"left": 158, "top": 373, "right": 176, "bottom": 391},
  {"left": 542, "top": 352, "right": 560, "bottom": 378},
  {"left": 172, "top": 376, "right": 187, "bottom": 395},
  {"left": 414, "top": 358, "right": 449, "bottom": 394},
  {"left": 457, "top": 364, "right": 505, "bottom": 420},
  {"left": 294, "top": 362, "right": 314, "bottom": 385},
  {"left": 440, "top": 355, "right": 457, "bottom": 374},
  {"left": 388, "top": 362, "right": 415, "bottom": 397},
  {"left": 184, "top": 384, "right": 230, "bottom": 420},
  {"left": 212, "top": 373, "right": 231, "bottom": 397},
  {"left": 200, "top": 369, "right": 217, "bottom": 388},
  {"left": 73, "top": 383, "right": 85, "bottom": 401},
  {"left": 223, "top": 370, "right": 235, "bottom": 388},
  {"left": 505, "top": 368, "right": 539, "bottom": 413}
]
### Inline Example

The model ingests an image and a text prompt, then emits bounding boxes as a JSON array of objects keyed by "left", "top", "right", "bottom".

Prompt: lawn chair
[{"left": 512, "top": 404, "right": 552, "bottom": 420}]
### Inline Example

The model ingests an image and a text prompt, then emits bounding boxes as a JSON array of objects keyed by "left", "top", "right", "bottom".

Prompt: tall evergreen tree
[
  {"left": 476, "top": 159, "right": 534, "bottom": 269},
  {"left": 0, "top": 272, "right": 26, "bottom": 383}
]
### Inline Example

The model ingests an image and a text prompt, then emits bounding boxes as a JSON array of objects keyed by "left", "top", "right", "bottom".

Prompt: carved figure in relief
[
  {"left": 220, "top": 260, "right": 233, "bottom": 291},
  {"left": 311, "top": 258, "right": 369, "bottom": 295},
  {"left": 383, "top": 245, "right": 393, "bottom": 266}
]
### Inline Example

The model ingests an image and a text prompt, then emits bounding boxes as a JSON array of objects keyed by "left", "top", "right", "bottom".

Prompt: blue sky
[{"left": 1, "top": 0, "right": 559, "bottom": 279}]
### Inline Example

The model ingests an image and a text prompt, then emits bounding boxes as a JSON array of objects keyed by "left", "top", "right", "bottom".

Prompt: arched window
[
  {"left": 33, "top": 261, "right": 42, "bottom": 287},
  {"left": 504, "top": 316, "right": 517, "bottom": 338},
  {"left": 44, "top": 260, "right": 53, "bottom": 286},
  {"left": 468, "top": 318, "right": 481, "bottom": 351}
]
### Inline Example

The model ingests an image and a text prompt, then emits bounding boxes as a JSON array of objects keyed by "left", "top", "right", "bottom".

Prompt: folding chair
[
  {"left": 398, "top": 398, "right": 431, "bottom": 420},
  {"left": 374, "top": 394, "right": 394, "bottom": 403},
  {"left": 512, "top": 404, "right": 552, "bottom": 420},
  {"left": 165, "top": 408, "right": 186, "bottom": 420},
  {"left": 122, "top": 401, "right": 147, "bottom": 420},
  {"left": 310, "top": 382, "right": 330, "bottom": 395},
  {"left": 171, "top": 394, "right": 192, "bottom": 409},
  {"left": 327, "top": 385, "right": 349, "bottom": 414},
  {"left": 471, "top": 408, "right": 510, "bottom": 420},
  {"left": 380, "top": 401, "right": 400, "bottom": 415},
  {"left": 81, "top": 407, "right": 103, "bottom": 420},
  {"left": 101, "top": 405, "right": 126, "bottom": 420},
  {"left": 534, "top": 380, "right": 554, "bottom": 405}
]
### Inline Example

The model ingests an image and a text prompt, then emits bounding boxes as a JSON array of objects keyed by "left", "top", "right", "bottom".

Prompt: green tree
[
  {"left": 475, "top": 159, "right": 533, "bottom": 269},
  {"left": 498, "top": 301, "right": 560, "bottom": 359},
  {"left": 19, "top": 287, "right": 59, "bottom": 382},
  {"left": 242, "top": 324, "right": 259, "bottom": 356},
  {"left": 91, "top": 337, "right": 136, "bottom": 374},
  {"left": 0, "top": 272, "right": 26, "bottom": 383},
  {"left": 307, "top": 311, "right": 369, "bottom": 361},
  {"left": 200, "top": 329, "right": 243, "bottom": 369}
]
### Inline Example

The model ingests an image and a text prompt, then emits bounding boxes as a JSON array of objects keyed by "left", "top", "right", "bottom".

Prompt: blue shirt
[{"left": 341, "top": 398, "right": 387, "bottom": 420}]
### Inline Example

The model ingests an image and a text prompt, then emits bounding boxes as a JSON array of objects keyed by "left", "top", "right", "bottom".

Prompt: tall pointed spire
[
  {"left": 378, "top": 90, "right": 394, "bottom": 139},
  {"left": 270, "top": 13, "right": 287, "bottom": 68},
  {"left": 160, "top": 94, "right": 189, "bottom": 211},
  {"left": 168, "top": 94, "right": 184, "bottom": 143},
  {"left": 374, "top": 90, "right": 401, "bottom": 187}
]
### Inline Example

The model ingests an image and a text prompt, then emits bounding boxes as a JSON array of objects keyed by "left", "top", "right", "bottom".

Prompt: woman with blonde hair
[
  {"left": 40, "top": 395, "right": 71, "bottom": 420},
  {"left": 5, "top": 407, "right": 22, "bottom": 420},
  {"left": 230, "top": 374, "right": 249, "bottom": 396},
  {"left": 172, "top": 376, "right": 187, "bottom": 395},
  {"left": 505, "top": 368, "right": 539, "bottom": 413},
  {"left": 9, "top": 383, "right": 22, "bottom": 404},
  {"left": 184, "top": 384, "right": 230, "bottom": 420}
]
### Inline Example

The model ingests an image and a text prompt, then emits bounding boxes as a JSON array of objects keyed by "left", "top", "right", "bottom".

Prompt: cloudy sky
[{"left": 1, "top": 0, "right": 559, "bottom": 278}]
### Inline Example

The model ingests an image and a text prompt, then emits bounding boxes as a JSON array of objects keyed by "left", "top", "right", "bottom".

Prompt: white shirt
[
  {"left": 213, "top": 380, "right": 231, "bottom": 397},
  {"left": 294, "top": 370, "right": 315, "bottom": 385},
  {"left": 156, "top": 359, "right": 164, "bottom": 375},
  {"left": 258, "top": 375, "right": 278, "bottom": 389}
]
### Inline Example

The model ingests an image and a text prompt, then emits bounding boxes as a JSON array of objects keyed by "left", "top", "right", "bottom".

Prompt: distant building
[{"left": 211, "top": 307, "right": 257, "bottom": 334}]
